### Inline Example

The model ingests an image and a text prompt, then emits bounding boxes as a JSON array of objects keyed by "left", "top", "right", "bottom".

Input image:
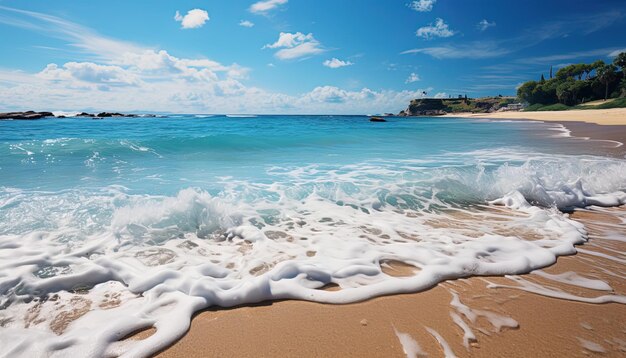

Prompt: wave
[{"left": 0, "top": 154, "right": 625, "bottom": 356}]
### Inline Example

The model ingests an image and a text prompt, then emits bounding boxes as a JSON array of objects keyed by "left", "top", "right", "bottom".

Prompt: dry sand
[
  {"left": 139, "top": 114, "right": 626, "bottom": 358},
  {"left": 447, "top": 107, "right": 626, "bottom": 126}
]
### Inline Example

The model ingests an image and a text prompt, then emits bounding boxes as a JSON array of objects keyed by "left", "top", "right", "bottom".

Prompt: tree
[
  {"left": 557, "top": 81, "right": 574, "bottom": 105},
  {"left": 591, "top": 60, "right": 605, "bottom": 78},
  {"left": 556, "top": 65, "right": 575, "bottom": 79},
  {"left": 540, "top": 74, "right": 546, "bottom": 83},
  {"left": 597, "top": 64, "right": 617, "bottom": 100},
  {"left": 614, "top": 52, "right": 626, "bottom": 74},
  {"left": 517, "top": 81, "right": 537, "bottom": 103},
  {"left": 573, "top": 64, "right": 588, "bottom": 80}
]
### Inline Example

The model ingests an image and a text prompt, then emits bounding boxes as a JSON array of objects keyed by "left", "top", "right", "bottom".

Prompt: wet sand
[
  {"left": 147, "top": 207, "right": 625, "bottom": 357},
  {"left": 147, "top": 117, "right": 626, "bottom": 358}
]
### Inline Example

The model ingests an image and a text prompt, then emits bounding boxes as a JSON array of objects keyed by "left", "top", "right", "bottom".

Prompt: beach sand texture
[
  {"left": 143, "top": 206, "right": 626, "bottom": 358},
  {"left": 138, "top": 116, "right": 626, "bottom": 358},
  {"left": 448, "top": 108, "right": 626, "bottom": 126}
]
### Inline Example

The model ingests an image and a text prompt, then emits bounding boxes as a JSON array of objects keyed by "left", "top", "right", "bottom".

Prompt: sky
[{"left": 0, "top": 0, "right": 625, "bottom": 114}]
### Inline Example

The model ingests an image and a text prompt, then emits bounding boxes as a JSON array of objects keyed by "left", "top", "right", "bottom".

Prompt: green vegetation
[
  {"left": 400, "top": 97, "right": 516, "bottom": 115},
  {"left": 524, "top": 103, "right": 571, "bottom": 111},
  {"left": 523, "top": 96, "right": 626, "bottom": 112},
  {"left": 589, "top": 97, "right": 626, "bottom": 109},
  {"left": 517, "top": 52, "right": 626, "bottom": 108}
]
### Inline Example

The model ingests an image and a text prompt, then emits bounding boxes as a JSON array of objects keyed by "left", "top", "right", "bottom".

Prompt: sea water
[{"left": 0, "top": 115, "right": 625, "bottom": 356}]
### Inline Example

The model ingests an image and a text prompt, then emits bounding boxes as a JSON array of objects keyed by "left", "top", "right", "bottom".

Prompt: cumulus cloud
[
  {"left": 405, "top": 73, "right": 420, "bottom": 83},
  {"left": 38, "top": 62, "right": 139, "bottom": 86},
  {"left": 239, "top": 20, "right": 254, "bottom": 27},
  {"left": 0, "top": 6, "right": 437, "bottom": 114},
  {"left": 416, "top": 18, "right": 455, "bottom": 39},
  {"left": 174, "top": 9, "right": 209, "bottom": 29},
  {"left": 409, "top": 0, "right": 436, "bottom": 12},
  {"left": 323, "top": 58, "right": 353, "bottom": 68},
  {"left": 477, "top": 19, "right": 496, "bottom": 31},
  {"left": 434, "top": 92, "right": 449, "bottom": 98},
  {"left": 264, "top": 32, "right": 324, "bottom": 60},
  {"left": 250, "top": 0, "right": 288, "bottom": 14}
]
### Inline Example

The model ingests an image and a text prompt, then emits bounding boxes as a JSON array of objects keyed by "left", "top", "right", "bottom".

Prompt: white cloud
[
  {"left": 409, "top": 0, "right": 436, "bottom": 12},
  {"left": 609, "top": 48, "right": 626, "bottom": 57},
  {"left": 323, "top": 58, "right": 353, "bottom": 68},
  {"left": 239, "top": 20, "right": 255, "bottom": 27},
  {"left": 38, "top": 62, "right": 139, "bottom": 86},
  {"left": 477, "top": 19, "right": 496, "bottom": 31},
  {"left": 416, "top": 18, "right": 455, "bottom": 39},
  {"left": 264, "top": 32, "right": 314, "bottom": 49},
  {"left": 0, "top": 5, "right": 143, "bottom": 62},
  {"left": 0, "top": 6, "right": 437, "bottom": 114},
  {"left": 405, "top": 73, "right": 420, "bottom": 83},
  {"left": 434, "top": 92, "right": 448, "bottom": 98},
  {"left": 402, "top": 42, "right": 509, "bottom": 59},
  {"left": 174, "top": 9, "right": 209, "bottom": 29},
  {"left": 264, "top": 32, "right": 324, "bottom": 60},
  {"left": 519, "top": 48, "right": 626, "bottom": 64},
  {"left": 250, "top": 0, "right": 288, "bottom": 14}
]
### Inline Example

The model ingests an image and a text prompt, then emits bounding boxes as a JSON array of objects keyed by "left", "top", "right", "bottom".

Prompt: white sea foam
[
  {"left": 531, "top": 270, "right": 612, "bottom": 291},
  {"left": 577, "top": 338, "right": 607, "bottom": 353},
  {"left": 450, "top": 312, "right": 476, "bottom": 349},
  {"left": 394, "top": 327, "right": 426, "bottom": 358},
  {"left": 225, "top": 114, "right": 257, "bottom": 118},
  {"left": 0, "top": 153, "right": 625, "bottom": 356},
  {"left": 51, "top": 111, "right": 82, "bottom": 118},
  {"left": 425, "top": 327, "right": 456, "bottom": 358}
]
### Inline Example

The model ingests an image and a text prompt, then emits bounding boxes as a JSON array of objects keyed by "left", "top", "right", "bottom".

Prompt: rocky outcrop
[
  {"left": 0, "top": 111, "right": 153, "bottom": 120},
  {"left": 0, "top": 111, "right": 54, "bottom": 120},
  {"left": 398, "top": 97, "right": 516, "bottom": 116},
  {"left": 398, "top": 99, "right": 448, "bottom": 116},
  {"left": 369, "top": 116, "right": 387, "bottom": 122},
  {"left": 96, "top": 112, "right": 138, "bottom": 118}
]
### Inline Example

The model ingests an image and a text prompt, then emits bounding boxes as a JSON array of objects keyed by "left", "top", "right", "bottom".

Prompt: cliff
[{"left": 398, "top": 97, "right": 517, "bottom": 116}]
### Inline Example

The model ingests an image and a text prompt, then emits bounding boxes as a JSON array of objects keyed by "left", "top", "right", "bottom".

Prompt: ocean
[{"left": 0, "top": 115, "right": 625, "bottom": 356}]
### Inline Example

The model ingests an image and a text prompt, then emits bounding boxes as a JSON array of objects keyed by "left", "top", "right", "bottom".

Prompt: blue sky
[{"left": 0, "top": 0, "right": 625, "bottom": 114}]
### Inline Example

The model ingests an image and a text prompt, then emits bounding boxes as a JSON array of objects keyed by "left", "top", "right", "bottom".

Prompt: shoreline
[
  {"left": 447, "top": 108, "right": 626, "bottom": 158},
  {"left": 145, "top": 116, "right": 626, "bottom": 357},
  {"left": 444, "top": 107, "right": 626, "bottom": 126},
  {"left": 148, "top": 207, "right": 626, "bottom": 358}
]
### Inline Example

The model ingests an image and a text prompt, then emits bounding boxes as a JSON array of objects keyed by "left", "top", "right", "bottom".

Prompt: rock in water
[
  {"left": 0, "top": 111, "right": 54, "bottom": 120},
  {"left": 369, "top": 116, "right": 387, "bottom": 122}
]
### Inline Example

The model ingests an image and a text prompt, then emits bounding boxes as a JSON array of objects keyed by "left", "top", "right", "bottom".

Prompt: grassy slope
[{"left": 524, "top": 98, "right": 626, "bottom": 111}]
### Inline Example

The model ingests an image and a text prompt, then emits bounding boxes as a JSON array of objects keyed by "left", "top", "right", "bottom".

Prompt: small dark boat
[{"left": 369, "top": 116, "right": 387, "bottom": 122}]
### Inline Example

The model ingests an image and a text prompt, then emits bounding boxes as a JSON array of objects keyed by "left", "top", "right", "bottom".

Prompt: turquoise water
[
  {"left": 0, "top": 115, "right": 612, "bottom": 193},
  {"left": 0, "top": 115, "right": 625, "bottom": 356}
]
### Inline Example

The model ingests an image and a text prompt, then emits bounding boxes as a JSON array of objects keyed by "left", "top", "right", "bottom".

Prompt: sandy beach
[
  {"left": 146, "top": 208, "right": 626, "bottom": 358},
  {"left": 141, "top": 111, "right": 626, "bottom": 358},
  {"left": 447, "top": 108, "right": 626, "bottom": 126}
]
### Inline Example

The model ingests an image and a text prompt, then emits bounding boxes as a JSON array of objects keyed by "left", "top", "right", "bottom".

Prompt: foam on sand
[{"left": 0, "top": 149, "right": 625, "bottom": 356}]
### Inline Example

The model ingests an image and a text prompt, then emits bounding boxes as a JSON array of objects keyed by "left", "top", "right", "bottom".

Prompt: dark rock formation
[
  {"left": 0, "top": 111, "right": 54, "bottom": 120},
  {"left": 398, "top": 99, "right": 448, "bottom": 116},
  {"left": 96, "top": 112, "right": 138, "bottom": 118}
]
